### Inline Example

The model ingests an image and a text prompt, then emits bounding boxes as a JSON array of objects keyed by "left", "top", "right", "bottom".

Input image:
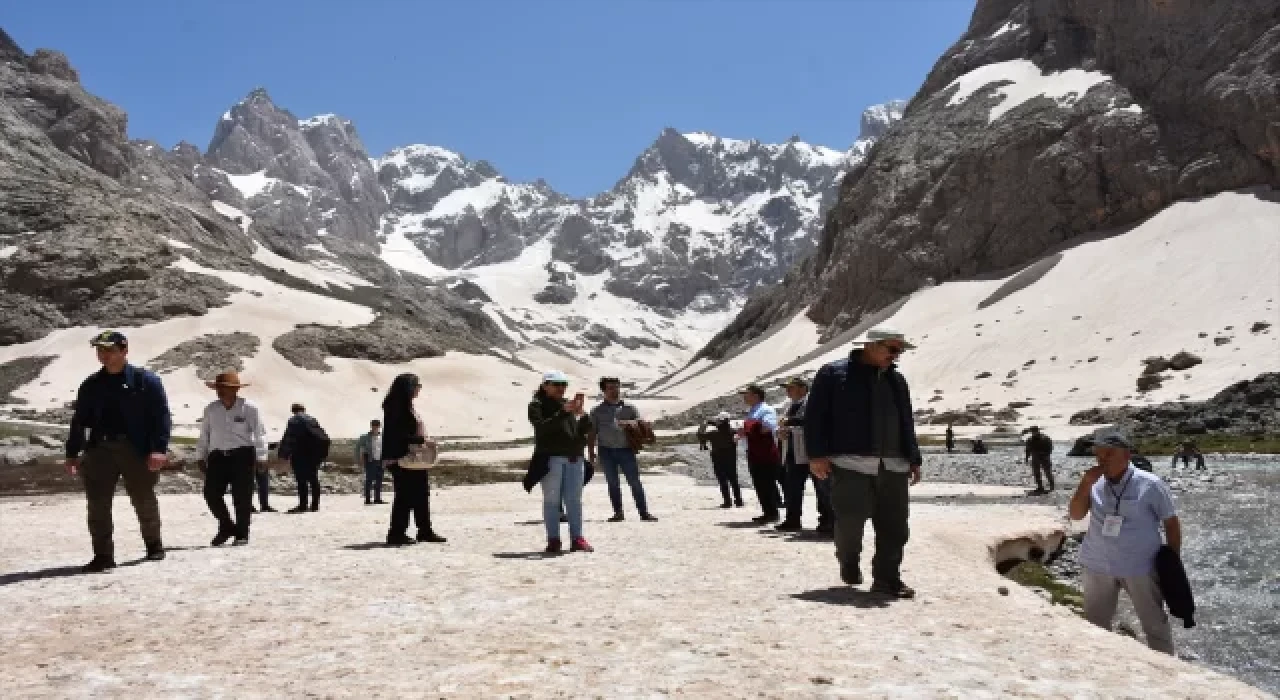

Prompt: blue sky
[{"left": 5, "top": 0, "right": 975, "bottom": 197}]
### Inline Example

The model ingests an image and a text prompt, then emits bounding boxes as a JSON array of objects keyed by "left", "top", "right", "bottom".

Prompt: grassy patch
[
  {"left": 1135, "top": 433, "right": 1280, "bottom": 455},
  {"left": 1003, "top": 561, "right": 1084, "bottom": 613}
]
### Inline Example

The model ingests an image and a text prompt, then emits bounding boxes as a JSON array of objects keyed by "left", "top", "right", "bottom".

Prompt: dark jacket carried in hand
[
  {"left": 278, "top": 413, "right": 331, "bottom": 465},
  {"left": 1156, "top": 545, "right": 1196, "bottom": 629},
  {"left": 66, "top": 364, "right": 171, "bottom": 460},
  {"left": 381, "top": 402, "right": 424, "bottom": 463},
  {"left": 804, "top": 349, "right": 922, "bottom": 467},
  {"left": 527, "top": 391, "right": 591, "bottom": 458}
]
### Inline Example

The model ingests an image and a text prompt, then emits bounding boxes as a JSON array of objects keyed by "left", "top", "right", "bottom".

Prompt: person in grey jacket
[{"left": 776, "top": 377, "right": 833, "bottom": 534}]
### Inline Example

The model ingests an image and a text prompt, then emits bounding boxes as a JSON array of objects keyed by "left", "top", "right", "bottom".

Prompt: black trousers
[
  {"left": 831, "top": 465, "right": 910, "bottom": 586},
  {"left": 292, "top": 459, "right": 321, "bottom": 509},
  {"left": 255, "top": 468, "right": 271, "bottom": 509},
  {"left": 388, "top": 465, "right": 432, "bottom": 536},
  {"left": 747, "top": 459, "right": 782, "bottom": 517},
  {"left": 711, "top": 451, "right": 742, "bottom": 504},
  {"left": 204, "top": 446, "right": 256, "bottom": 538},
  {"left": 783, "top": 460, "right": 833, "bottom": 527}
]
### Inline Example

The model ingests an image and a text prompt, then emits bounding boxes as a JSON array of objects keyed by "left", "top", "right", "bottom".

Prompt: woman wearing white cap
[{"left": 528, "top": 371, "right": 594, "bottom": 553}]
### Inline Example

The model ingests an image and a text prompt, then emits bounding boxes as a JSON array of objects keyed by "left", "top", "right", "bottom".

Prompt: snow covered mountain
[{"left": 0, "top": 27, "right": 903, "bottom": 438}]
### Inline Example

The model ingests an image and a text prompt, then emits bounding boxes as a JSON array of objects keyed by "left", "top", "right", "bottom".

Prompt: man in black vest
[
  {"left": 807, "top": 328, "right": 922, "bottom": 599},
  {"left": 278, "top": 403, "right": 328, "bottom": 513},
  {"left": 64, "top": 331, "right": 172, "bottom": 573}
]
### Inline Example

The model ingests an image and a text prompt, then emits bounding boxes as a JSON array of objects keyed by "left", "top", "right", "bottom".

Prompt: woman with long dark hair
[{"left": 382, "top": 373, "right": 446, "bottom": 546}]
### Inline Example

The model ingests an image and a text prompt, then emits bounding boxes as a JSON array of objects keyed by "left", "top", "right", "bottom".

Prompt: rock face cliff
[{"left": 700, "top": 0, "right": 1280, "bottom": 359}]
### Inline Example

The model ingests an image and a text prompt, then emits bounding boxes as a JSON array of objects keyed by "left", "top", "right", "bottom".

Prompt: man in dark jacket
[
  {"left": 277, "top": 403, "right": 328, "bottom": 513},
  {"left": 807, "top": 328, "right": 922, "bottom": 599},
  {"left": 64, "top": 331, "right": 172, "bottom": 573},
  {"left": 776, "top": 377, "right": 833, "bottom": 534},
  {"left": 698, "top": 412, "right": 743, "bottom": 508},
  {"left": 1024, "top": 426, "right": 1055, "bottom": 493}
]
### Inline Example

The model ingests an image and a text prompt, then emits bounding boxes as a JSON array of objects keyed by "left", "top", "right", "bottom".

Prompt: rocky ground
[
  {"left": 1071, "top": 372, "right": 1280, "bottom": 441},
  {"left": 1, "top": 473, "right": 1263, "bottom": 699}
]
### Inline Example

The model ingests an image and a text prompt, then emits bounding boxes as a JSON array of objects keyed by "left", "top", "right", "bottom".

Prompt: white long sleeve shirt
[{"left": 195, "top": 397, "right": 268, "bottom": 462}]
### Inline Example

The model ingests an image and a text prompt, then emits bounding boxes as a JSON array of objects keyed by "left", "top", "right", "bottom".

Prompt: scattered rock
[
  {"left": 998, "top": 586, "right": 1010, "bottom": 596},
  {"left": 1214, "top": 336, "right": 1232, "bottom": 346},
  {"left": 1168, "top": 352, "right": 1202, "bottom": 371},
  {"left": 149, "top": 332, "right": 260, "bottom": 381},
  {"left": 975, "top": 372, "right": 992, "bottom": 380},
  {"left": 1252, "top": 321, "right": 1272, "bottom": 333}
]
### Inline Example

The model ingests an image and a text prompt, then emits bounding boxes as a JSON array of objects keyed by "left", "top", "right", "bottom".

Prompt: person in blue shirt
[
  {"left": 64, "top": 331, "right": 172, "bottom": 573},
  {"left": 1069, "top": 428, "right": 1182, "bottom": 654}
]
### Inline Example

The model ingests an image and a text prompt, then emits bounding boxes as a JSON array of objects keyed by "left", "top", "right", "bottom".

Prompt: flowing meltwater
[{"left": 1174, "top": 461, "right": 1280, "bottom": 694}]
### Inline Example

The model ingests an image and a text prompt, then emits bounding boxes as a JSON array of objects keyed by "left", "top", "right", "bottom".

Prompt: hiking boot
[
  {"left": 720, "top": 501, "right": 733, "bottom": 509},
  {"left": 545, "top": 538, "right": 563, "bottom": 554},
  {"left": 570, "top": 537, "right": 594, "bottom": 553},
  {"left": 251, "top": 505, "right": 259, "bottom": 513},
  {"left": 365, "top": 499, "right": 373, "bottom": 506},
  {"left": 145, "top": 544, "right": 166, "bottom": 561},
  {"left": 734, "top": 500, "right": 745, "bottom": 508},
  {"left": 774, "top": 520, "right": 803, "bottom": 532},
  {"left": 309, "top": 504, "right": 319, "bottom": 512},
  {"left": 82, "top": 557, "right": 117, "bottom": 574},
  {"left": 385, "top": 533, "right": 415, "bottom": 547},
  {"left": 840, "top": 565, "right": 863, "bottom": 586},
  {"left": 211, "top": 529, "right": 234, "bottom": 547},
  {"left": 232, "top": 537, "right": 249, "bottom": 547},
  {"left": 870, "top": 581, "right": 916, "bottom": 599},
  {"left": 640, "top": 513, "right": 658, "bottom": 522},
  {"left": 607, "top": 513, "right": 625, "bottom": 523},
  {"left": 417, "top": 531, "right": 447, "bottom": 544},
  {"left": 261, "top": 505, "right": 277, "bottom": 513},
  {"left": 374, "top": 499, "right": 386, "bottom": 505},
  {"left": 287, "top": 506, "right": 308, "bottom": 514},
  {"left": 751, "top": 514, "right": 780, "bottom": 524}
]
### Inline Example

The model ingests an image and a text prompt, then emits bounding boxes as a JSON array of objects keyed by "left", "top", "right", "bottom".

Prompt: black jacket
[
  {"left": 381, "top": 402, "right": 425, "bottom": 462},
  {"left": 1156, "top": 545, "right": 1196, "bottom": 629},
  {"left": 804, "top": 349, "right": 922, "bottom": 466},
  {"left": 66, "top": 364, "right": 171, "bottom": 459},
  {"left": 698, "top": 419, "right": 736, "bottom": 455},
  {"left": 528, "top": 391, "right": 591, "bottom": 458}
]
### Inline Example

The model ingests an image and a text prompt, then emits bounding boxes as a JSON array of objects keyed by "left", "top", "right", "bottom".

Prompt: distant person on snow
[
  {"left": 698, "top": 412, "right": 743, "bottom": 508},
  {"left": 195, "top": 372, "right": 267, "bottom": 547},
  {"left": 1024, "top": 426, "right": 1055, "bottom": 494},
  {"left": 588, "top": 376, "right": 657, "bottom": 523},
  {"left": 807, "top": 327, "right": 922, "bottom": 599},
  {"left": 1069, "top": 428, "right": 1181, "bottom": 654},
  {"left": 355, "top": 419, "right": 386, "bottom": 505},
  {"left": 738, "top": 384, "right": 783, "bottom": 524},
  {"left": 945, "top": 423, "right": 956, "bottom": 453},
  {"left": 277, "top": 403, "right": 330, "bottom": 513},
  {"left": 381, "top": 374, "right": 445, "bottom": 546},
  {"left": 776, "top": 377, "right": 833, "bottom": 535},
  {"left": 529, "top": 371, "right": 594, "bottom": 553},
  {"left": 971, "top": 439, "right": 989, "bottom": 455},
  {"left": 64, "top": 331, "right": 171, "bottom": 573}
]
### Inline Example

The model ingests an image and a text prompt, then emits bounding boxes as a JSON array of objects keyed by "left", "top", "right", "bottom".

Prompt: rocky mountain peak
[
  {"left": 0, "top": 28, "right": 25, "bottom": 63},
  {"left": 858, "top": 100, "right": 907, "bottom": 141}
]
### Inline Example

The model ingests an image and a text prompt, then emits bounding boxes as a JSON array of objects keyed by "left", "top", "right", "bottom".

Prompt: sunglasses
[
  {"left": 882, "top": 344, "right": 905, "bottom": 355},
  {"left": 549, "top": 382, "right": 569, "bottom": 388}
]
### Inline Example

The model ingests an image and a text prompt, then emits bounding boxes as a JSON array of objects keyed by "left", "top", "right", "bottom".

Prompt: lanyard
[{"left": 1107, "top": 470, "right": 1133, "bottom": 515}]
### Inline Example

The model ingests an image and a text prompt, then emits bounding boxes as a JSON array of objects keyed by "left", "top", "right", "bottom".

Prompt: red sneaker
[
  {"left": 545, "top": 538, "right": 562, "bottom": 553},
  {"left": 571, "top": 537, "right": 594, "bottom": 553}
]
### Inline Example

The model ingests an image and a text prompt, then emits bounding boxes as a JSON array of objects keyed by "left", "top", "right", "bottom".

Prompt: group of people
[{"left": 62, "top": 326, "right": 1189, "bottom": 652}]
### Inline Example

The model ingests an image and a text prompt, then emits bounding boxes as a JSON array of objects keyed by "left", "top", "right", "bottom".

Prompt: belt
[{"left": 210, "top": 446, "right": 255, "bottom": 456}]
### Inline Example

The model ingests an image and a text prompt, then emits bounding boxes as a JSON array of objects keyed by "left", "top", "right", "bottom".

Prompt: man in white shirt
[{"left": 196, "top": 372, "right": 268, "bottom": 546}]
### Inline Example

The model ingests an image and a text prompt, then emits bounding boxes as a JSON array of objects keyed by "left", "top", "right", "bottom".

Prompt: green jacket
[{"left": 528, "top": 391, "right": 591, "bottom": 458}]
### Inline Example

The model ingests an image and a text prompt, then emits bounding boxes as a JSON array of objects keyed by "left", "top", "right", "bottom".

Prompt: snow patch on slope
[
  {"left": 946, "top": 59, "right": 1111, "bottom": 123},
  {"left": 651, "top": 190, "right": 1280, "bottom": 427}
]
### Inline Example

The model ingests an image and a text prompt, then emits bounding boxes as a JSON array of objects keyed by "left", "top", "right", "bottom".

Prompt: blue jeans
[
  {"left": 363, "top": 460, "right": 385, "bottom": 502},
  {"left": 599, "top": 446, "right": 649, "bottom": 516},
  {"left": 542, "top": 456, "right": 584, "bottom": 541}
]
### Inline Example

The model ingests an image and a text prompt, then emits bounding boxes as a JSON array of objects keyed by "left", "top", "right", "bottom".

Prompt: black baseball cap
[{"left": 90, "top": 330, "right": 128, "bottom": 348}]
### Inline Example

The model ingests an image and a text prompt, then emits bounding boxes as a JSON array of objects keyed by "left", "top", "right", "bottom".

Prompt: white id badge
[{"left": 1102, "top": 514, "right": 1124, "bottom": 537}]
